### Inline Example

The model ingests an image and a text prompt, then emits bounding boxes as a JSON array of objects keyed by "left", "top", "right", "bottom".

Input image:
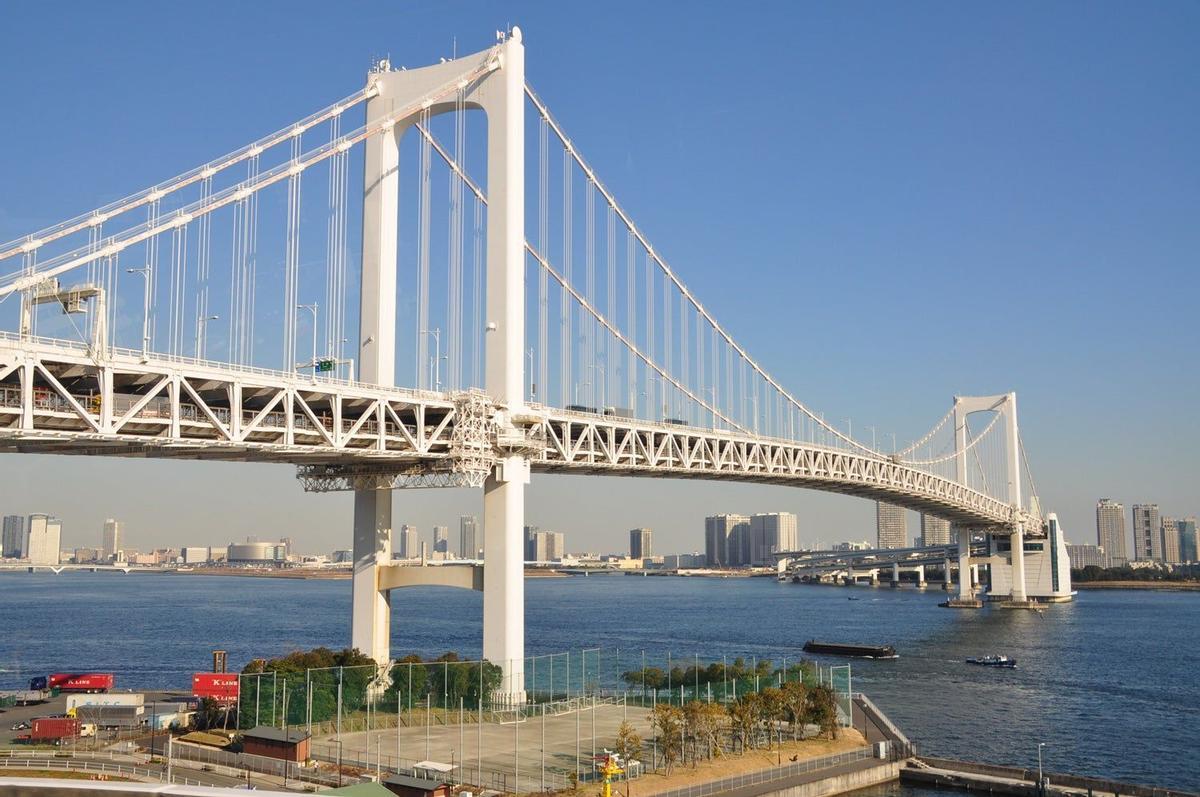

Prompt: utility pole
[
  {"left": 298, "top": 302, "right": 318, "bottom": 373},
  {"left": 125, "top": 266, "right": 151, "bottom": 361}
]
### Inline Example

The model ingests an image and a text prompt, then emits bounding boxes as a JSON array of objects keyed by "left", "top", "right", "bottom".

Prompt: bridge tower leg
[
  {"left": 480, "top": 29, "right": 528, "bottom": 701},
  {"left": 350, "top": 62, "right": 402, "bottom": 665}
]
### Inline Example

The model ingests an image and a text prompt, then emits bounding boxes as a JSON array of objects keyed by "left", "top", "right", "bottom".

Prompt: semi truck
[{"left": 29, "top": 673, "right": 114, "bottom": 693}]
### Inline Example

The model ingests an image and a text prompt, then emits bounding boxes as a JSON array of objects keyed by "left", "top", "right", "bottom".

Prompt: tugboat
[{"left": 965, "top": 654, "right": 1017, "bottom": 668}]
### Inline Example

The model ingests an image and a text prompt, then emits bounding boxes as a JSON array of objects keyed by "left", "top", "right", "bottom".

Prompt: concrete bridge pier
[
  {"left": 942, "top": 558, "right": 953, "bottom": 590},
  {"left": 890, "top": 562, "right": 901, "bottom": 588},
  {"left": 916, "top": 565, "right": 927, "bottom": 589},
  {"left": 942, "top": 526, "right": 983, "bottom": 608}
]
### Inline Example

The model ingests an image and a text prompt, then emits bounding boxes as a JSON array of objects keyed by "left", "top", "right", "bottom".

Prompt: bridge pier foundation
[
  {"left": 483, "top": 456, "right": 528, "bottom": 703},
  {"left": 942, "top": 527, "right": 982, "bottom": 608},
  {"left": 351, "top": 487, "right": 393, "bottom": 665}
]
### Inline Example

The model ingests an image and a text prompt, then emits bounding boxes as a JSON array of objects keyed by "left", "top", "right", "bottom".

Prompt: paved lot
[
  {"left": 318, "top": 702, "right": 654, "bottom": 792},
  {"left": 0, "top": 690, "right": 183, "bottom": 747}
]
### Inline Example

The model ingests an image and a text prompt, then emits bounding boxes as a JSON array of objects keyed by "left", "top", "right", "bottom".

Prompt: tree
[
  {"left": 615, "top": 720, "right": 643, "bottom": 767},
  {"left": 649, "top": 704, "right": 684, "bottom": 774},
  {"left": 193, "top": 697, "right": 224, "bottom": 731},
  {"left": 781, "top": 681, "right": 808, "bottom": 740},
  {"left": 805, "top": 686, "right": 839, "bottom": 740},
  {"left": 684, "top": 701, "right": 724, "bottom": 761},
  {"left": 757, "top": 687, "right": 786, "bottom": 749},
  {"left": 727, "top": 693, "right": 760, "bottom": 751}
]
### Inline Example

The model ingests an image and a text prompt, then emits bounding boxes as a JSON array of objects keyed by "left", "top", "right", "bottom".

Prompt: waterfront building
[
  {"left": 73, "top": 548, "right": 100, "bottom": 564},
  {"left": 397, "top": 525, "right": 420, "bottom": 559},
  {"left": 433, "top": 526, "right": 450, "bottom": 555},
  {"left": 101, "top": 518, "right": 121, "bottom": 561},
  {"left": 704, "top": 514, "right": 750, "bottom": 567},
  {"left": 25, "top": 514, "right": 62, "bottom": 566},
  {"left": 1179, "top": 518, "right": 1198, "bottom": 563},
  {"left": 1066, "top": 544, "right": 1107, "bottom": 570},
  {"left": 749, "top": 512, "right": 798, "bottom": 565},
  {"left": 664, "top": 552, "right": 706, "bottom": 569},
  {"left": 1161, "top": 518, "right": 1181, "bottom": 565},
  {"left": 986, "top": 513, "right": 1074, "bottom": 601},
  {"left": 226, "top": 541, "right": 285, "bottom": 564},
  {"left": 460, "top": 515, "right": 479, "bottom": 559},
  {"left": 920, "top": 515, "right": 952, "bottom": 546},
  {"left": 331, "top": 549, "right": 352, "bottom": 563},
  {"left": 835, "top": 540, "right": 873, "bottom": 551},
  {"left": 629, "top": 528, "right": 653, "bottom": 559},
  {"left": 1095, "top": 499, "right": 1128, "bottom": 567},
  {"left": 1131, "top": 504, "right": 1162, "bottom": 561},
  {"left": 181, "top": 546, "right": 211, "bottom": 564},
  {"left": 1, "top": 514, "right": 23, "bottom": 558},
  {"left": 876, "top": 502, "right": 907, "bottom": 549}
]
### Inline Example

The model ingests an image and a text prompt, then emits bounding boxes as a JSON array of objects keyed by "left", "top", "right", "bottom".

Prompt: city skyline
[{"left": 0, "top": 4, "right": 1196, "bottom": 558}]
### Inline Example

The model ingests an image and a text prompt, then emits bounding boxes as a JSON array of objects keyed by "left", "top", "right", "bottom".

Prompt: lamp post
[
  {"left": 1037, "top": 742, "right": 1046, "bottom": 788},
  {"left": 297, "top": 303, "right": 318, "bottom": 374},
  {"left": 197, "top": 315, "right": 219, "bottom": 362},
  {"left": 125, "top": 267, "right": 151, "bottom": 361},
  {"left": 421, "top": 328, "right": 443, "bottom": 390},
  {"left": 527, "top": 348, "right": 536, "bottom": 399}
]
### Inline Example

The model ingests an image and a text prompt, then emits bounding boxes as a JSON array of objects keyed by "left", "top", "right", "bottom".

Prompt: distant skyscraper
[
  {"left": 460, "top": 516, "right": 479, "bottom": 559},
  {"left": 25, "top": 514, "right": 62, "bottom": 566},
  {"left": 705, "top": 514, "right": 750, "bottom": 568},
  {"left": 1095, "top": 499, "right": 1127, "bottom": 567},
  {"left": 920, "top": 515, "right": 952, "bottom": 547},
  {"left": 525, "top": 529, "right": 564, "bottom": 562},
  {"left": 749, "top": 513, "right": 798, "bottom": 565},
  {"left": 1178, "top": 518, "right": 1198, "bottom": 563},
  {"left": 1, "top": 515, "right": 23, "bottom": 558},
  {"left": 629, "top": 528, "right": 653, "bottom": 559},
  {"left": 433, "top": 526, "right": 450, "bottom": 555},
  {"left": 398, "top": 525, "right": 420, "bottom": 559},
  {"left": 876, "top": 503, "right": 907, "bottom": 549},
  {"left": 1131, "top": 504, "right": 1162, "bottom": 561},
  {"left": 1161, "top": 518, "right": 1181, "bottom": 565},
  {"left": 101, "top": 518, "right": 121, "bottom": 561}
]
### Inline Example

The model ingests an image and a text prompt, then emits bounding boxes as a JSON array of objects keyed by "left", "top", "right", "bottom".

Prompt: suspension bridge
[{"left": 0, "top": 29, "right": 1054, "bottom": 697}]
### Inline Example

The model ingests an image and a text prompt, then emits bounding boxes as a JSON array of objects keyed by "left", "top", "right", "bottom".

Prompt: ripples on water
[{"left": 0, "top": 572, "right": 1196, "bottom": 792}]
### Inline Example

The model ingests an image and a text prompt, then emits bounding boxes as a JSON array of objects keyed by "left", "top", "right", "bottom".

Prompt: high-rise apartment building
[
  {"left": 398, "top": 525, "right": 421, "bottom": 559},
  {"left": 460, "top": 516, "right": 480, "bottom": 559},
  {"left": 433, "top": 526, "right": 450, "bottom": 555},
  {"left": 1178, "top": 518, "right": 1198, "bottom": 563},
  {"left": 749, "top": 513, "right": 798, "bottom": 565},
  {"left": 1095, "top": 499, "right": 1127, "bottom": 567},
  {"left": 26, "top": 514, "right": 62, "bottom": 566},
  {"left": 704, "top": 514, "right": 750, "bottom": 568},
  {"left": 1, "top": 515, "right": 23, "bottom": 558},
  {"left": 920, "top": 515, "right": 952, "bottom": 547},
  {"left": 525, "top": 529, "right": 565, "bottom": 562},
  {"left": 101, "top": 518, "right": 121, "bottom": 561},
  {"left": 1161, "top": 518, "right": 1181, "bottom": 565},
  {"left": 629, "top": 528, "right": 653, "bottom": 559},
  {"left": 1131, "top": 504, "right": 1162, "bottom": 561},
  {"left": 876, "top": 502, "right": 907, "bottom": 549}
]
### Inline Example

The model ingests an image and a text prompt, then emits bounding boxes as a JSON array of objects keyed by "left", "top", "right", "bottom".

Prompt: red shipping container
[
  {"left": 193, "top": 673, "right": 239, "bottom": 704},
  {"left": 57, "top": 674, "right": 114, "bottom": 693},
  {"left": 31, "top": 717, "right": 81, "bottom": 741}
]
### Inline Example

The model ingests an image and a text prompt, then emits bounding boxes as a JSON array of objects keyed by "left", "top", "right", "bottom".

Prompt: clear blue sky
[{"left": 0, "top": 1, "right": 1196, "bottom": 554}]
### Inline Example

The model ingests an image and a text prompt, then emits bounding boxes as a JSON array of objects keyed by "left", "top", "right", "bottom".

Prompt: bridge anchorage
[{"left": 0, "top": 27, "right": 1068, "bottom": 700}]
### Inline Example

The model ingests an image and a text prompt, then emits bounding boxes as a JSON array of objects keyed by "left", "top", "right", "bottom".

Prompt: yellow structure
[{"left": 599, "top": 756, "right": 624, "bottom": 797}]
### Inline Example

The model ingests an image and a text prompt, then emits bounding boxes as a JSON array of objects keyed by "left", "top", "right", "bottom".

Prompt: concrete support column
[
  {"left": 1010, "top": 524, "right": 1027, "bottom": 602},
  {"left": 352, "top": 488, "right": 393, "bottom": 664},
  {"left": 890, "top": 562, "right": 900, "bottom": 588},
  {"left": 916, "top": 565, "right": 926, "bottom": 588},
  {"left": 957, "top": 527, "right": 973, "bottom": 600},
  {"left": 942, "top": 557, "right": 953, "bottom": 590},
  {"left": 483, "top": 456, "right": 528, "bottom": 701}
]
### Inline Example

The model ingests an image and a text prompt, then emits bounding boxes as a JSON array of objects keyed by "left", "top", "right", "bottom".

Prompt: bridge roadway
[{"left": 0, "top": 335, "right": 1028, "bottom": 532}]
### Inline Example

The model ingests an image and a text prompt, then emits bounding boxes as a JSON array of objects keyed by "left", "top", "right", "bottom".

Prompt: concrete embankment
[{"left": 903, "top": 756, "right": 1198, "bottom": 797}]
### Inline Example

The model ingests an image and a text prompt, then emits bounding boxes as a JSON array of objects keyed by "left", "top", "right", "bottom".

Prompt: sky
[{"left": 0, "top": 1, "right": 1197, "bottom": 556}]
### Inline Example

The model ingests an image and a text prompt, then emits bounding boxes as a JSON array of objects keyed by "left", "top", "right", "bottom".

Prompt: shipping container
[
  {"left": 53, "top": 673, "right": 114, "bottom": 693},
  {"left": 28, "top": 676, "right": 48, "bottom": 691},
  {"left": 30, "top": 716, "right": 81, "bottom": 741},
  {"left": 192, "top": 673, "right": 239, "bottom": 704},
  {"left": 66, "top": 693, "right": 143, "bottom": 712}
]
